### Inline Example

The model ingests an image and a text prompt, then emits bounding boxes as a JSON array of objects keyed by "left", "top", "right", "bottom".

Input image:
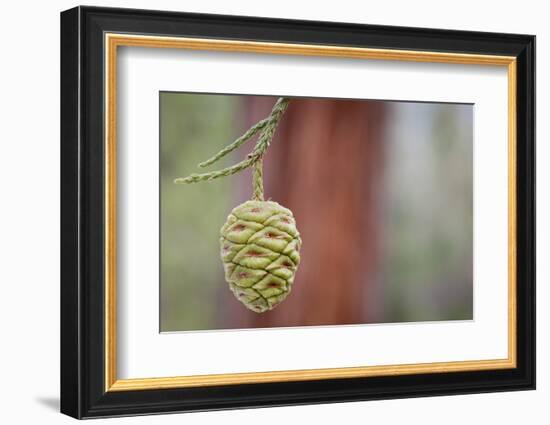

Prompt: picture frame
[{"left": 60, "top": 5, "right": 535, "bottom": 419}]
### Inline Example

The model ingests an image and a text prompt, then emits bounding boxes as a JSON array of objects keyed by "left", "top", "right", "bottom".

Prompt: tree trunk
[{"left": 223, "top": 97, "right": 386, "bottom": 328}]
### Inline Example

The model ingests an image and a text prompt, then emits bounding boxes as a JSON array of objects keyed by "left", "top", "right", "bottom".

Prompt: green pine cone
[{"left": 220, "top": 200, "right": 301, "bottom": 313}]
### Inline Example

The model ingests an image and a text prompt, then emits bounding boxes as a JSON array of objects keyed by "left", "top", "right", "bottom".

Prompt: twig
[{"left": 174, "top": 97, "right": 290, "bottom": 201}]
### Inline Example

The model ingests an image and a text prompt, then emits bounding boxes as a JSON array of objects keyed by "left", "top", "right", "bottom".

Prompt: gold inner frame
[{"left": 104, "top": 33, "right": 517, "bottom": 392}]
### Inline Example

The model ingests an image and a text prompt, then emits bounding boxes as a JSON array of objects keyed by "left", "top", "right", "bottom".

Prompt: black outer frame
[{"left": 60, "top": 5, "right": 536, "bottom": 419}]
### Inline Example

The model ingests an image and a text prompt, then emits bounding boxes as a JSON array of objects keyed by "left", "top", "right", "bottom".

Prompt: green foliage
[
  {"left": 384, "top": 104, "right": 473, "bottom": 322},
  {"left": 160, "top": 93, "right": 236, "bottom": 332}
]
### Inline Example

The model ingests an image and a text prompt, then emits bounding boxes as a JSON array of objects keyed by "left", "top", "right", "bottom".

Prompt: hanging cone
[
  {"left": 220, "top": 200, "right": 301, "bottom": 313},
  {"left": 175, "top": 97, "right": 296, "bottom": 313}
]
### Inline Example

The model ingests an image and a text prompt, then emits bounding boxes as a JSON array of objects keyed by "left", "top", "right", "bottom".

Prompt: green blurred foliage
[
  {"left": 160, "top": 93, "right": 237, "bottom": 331},
  {"left": 383, "top": 104, "right": 473, "bottom": 322}
]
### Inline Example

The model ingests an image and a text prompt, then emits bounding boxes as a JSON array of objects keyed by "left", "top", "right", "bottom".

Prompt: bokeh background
[{"left": 160, "top": 93, "right": 473, "bottom": 332}]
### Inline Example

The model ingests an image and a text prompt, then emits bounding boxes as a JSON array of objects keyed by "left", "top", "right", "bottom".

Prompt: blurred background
[{"left": 160, "top": 93, "right": 473, "bottom": 332}]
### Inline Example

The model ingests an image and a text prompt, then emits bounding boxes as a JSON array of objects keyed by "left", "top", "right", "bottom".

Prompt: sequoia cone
[{"left": 220, "top": 200, "right": 301, "bottom": 312}]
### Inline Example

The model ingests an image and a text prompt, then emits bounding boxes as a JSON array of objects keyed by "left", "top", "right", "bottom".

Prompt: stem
[
  {"left": 198, "top": 118, "right": 269, "bottom": 168},
  {"left": 252, "top": 159, "right": 264, "bottom": 201},
  {"left": 174, "top": 154, "right": 259, "bottom": 184},
  {"left": 174, "top": 97, "right": 290, "bottom": 201}
]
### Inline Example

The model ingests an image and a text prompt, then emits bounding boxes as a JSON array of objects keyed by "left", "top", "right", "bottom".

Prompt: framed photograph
[{"left": 60, "top": 6, "right": 535, "bottom": 419}]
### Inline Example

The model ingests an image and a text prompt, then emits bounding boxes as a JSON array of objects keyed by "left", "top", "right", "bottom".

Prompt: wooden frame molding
[{"left": 104, "top": 33, "right": 518, "bottom": 392}]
